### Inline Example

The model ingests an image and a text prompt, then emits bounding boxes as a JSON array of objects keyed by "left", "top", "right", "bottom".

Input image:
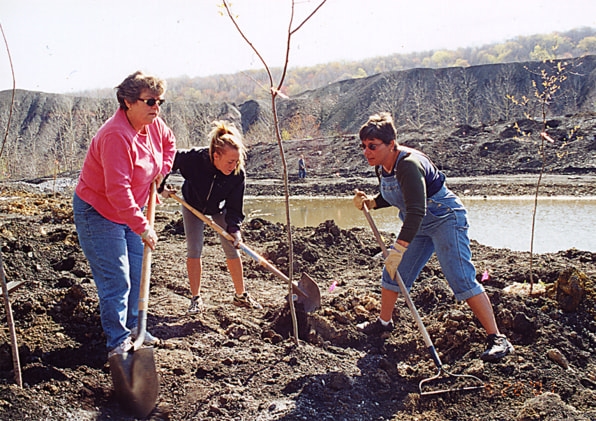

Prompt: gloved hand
[
  {"left": 141, "top": 227, "right": 158, "bottom": 250},
  {"left": 160, "top": 184, "right": 177, "bottom": 199},
  {"left": 353, "top": 189, "right": 376, "bottom": 211},
  {"left": 230, "top": 231, "right": 242, "bottom": 248},
  {"left": 384, "top": 243, "right": 407, "bottom": 280}
]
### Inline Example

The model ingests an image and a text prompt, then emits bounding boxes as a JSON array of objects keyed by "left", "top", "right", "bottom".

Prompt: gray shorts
[{"left": 181, "top": 205, "right": 240, "bottom": 260}]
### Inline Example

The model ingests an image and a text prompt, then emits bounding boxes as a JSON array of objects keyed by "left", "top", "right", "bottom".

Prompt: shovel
[
  {"left": 361, "top": 203, "right": 484, "bottom": 396},
  {"left": 109, "top": 182, "right": 159, "bottom": 417},
  {"left": 168, "top": 193, "right": 321, "bottom": 313}
]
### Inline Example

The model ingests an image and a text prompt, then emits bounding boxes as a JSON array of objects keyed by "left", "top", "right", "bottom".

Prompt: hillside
[
  {"left": 1, "top": 56, "right": 596, "bottom": 183},
  {"left": 1, "top": 62, "right": 596, "bottom": 419},
  {"left": 81, "top": 27, "right": 596, "bottom": 105},
  {"left": 244, "top": 113, "right": 596, "bottom": 185}
]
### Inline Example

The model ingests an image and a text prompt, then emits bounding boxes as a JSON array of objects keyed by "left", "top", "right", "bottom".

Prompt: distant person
[
  {"left": 73, "top": 71, "right": 176, "bottom": 358},
  {"left": 298, "top": 154, "right": 306, "bottom": 179},
  {"left": 353, "top": 112, "right": 513, "bottom": 362},
  {"left": 161, "top": 121, "right": 261, "bottom": 313}
]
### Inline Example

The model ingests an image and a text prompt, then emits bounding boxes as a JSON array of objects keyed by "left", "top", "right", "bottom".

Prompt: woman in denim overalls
[{"left": 353, "top": 112, "right": 513, "bottom": 362}]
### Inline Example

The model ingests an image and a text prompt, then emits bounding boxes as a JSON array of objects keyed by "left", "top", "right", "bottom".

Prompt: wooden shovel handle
[
  {"left": 169, "top": 193, "right": 292, "bottom": 282},
  {"left": 139, "top": 182, "right": 157, "bottom": 312}
]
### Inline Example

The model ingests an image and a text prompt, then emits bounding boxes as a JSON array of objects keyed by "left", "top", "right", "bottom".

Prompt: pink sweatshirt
[{"left": 75, "top": 108, "right": 176, "bottom": 234}]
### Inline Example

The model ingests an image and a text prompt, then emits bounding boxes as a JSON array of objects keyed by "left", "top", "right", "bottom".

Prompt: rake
[{"left": 362, "top": 203, "right": 485, "bottom": 396}]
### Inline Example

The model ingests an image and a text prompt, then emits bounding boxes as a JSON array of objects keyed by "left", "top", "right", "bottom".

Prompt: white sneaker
[
  {"left": 108, "top": 337, "right": 133, "bottom": 359},
  {"left": 188, "top": 295, "right": 204, "bottom": 313},
  {"left": 481, "top": 334, "right": 514, "bottom": 362}
]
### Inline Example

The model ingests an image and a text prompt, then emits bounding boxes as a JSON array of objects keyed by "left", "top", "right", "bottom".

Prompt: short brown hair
[
  {"left": 115, "top": 71, "right": 167, "bottom": 110},
  {"left": 359, "top": 112, "right": 397, "bottom": 145}
]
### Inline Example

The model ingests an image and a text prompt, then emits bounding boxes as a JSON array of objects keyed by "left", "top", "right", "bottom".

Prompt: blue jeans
[
  {"left": 380, "top": 182, "right": 483, "bottom": 301},
  {"left": 73, "top": 193, "right": 143, "bottom": 350}
]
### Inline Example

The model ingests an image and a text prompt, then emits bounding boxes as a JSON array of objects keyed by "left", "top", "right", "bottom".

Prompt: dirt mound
[{"left": 1, "top": 186, "right": 596, "bottom": 420}]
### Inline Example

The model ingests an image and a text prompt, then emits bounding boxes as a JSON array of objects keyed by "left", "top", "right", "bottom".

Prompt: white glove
[
  {"left": 353, "top": 190, "right": 376, "bottom": 211},
  {"left": 230, "top": 231, "right": 242, "bottom": 248},
  {"left": 141, "top": 227, "right": 158, "bottom": 250},
  {"left": 385, "top": 243, "right": 407, "bottom": 280}
]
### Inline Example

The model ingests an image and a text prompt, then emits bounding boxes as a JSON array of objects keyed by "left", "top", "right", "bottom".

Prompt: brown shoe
[{"left": 233, "top": 292, "right": 262, "bottom": 309}]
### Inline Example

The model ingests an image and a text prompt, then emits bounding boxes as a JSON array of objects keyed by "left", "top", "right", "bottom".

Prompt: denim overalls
[{"left": 380, "top": 151, "right": 484, "bottom": 301}]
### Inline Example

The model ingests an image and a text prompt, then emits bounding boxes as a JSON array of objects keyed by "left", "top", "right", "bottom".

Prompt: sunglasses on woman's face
[
  {"left": 359, "top": 142, "right": 384, "bottom": 151},
  {"left": 138, "top": 98, "right": 165, "bottom": 107}
]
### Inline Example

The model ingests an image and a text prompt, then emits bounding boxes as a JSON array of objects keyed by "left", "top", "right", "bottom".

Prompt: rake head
[{"left": 419, "top": 367, "right": 485, "bottom": 396}]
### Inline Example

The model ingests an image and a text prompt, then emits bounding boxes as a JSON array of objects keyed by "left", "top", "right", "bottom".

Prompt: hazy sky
[{"left": 2, "top": 0, "right": 596, "bottom": 94}]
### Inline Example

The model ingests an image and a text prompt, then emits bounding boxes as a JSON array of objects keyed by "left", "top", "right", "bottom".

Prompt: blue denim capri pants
[{"left": 380, "top": 182, "right": 484, "bottom": 302}]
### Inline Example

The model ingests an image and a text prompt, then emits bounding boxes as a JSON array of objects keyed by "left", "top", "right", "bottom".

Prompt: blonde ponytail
[{"left": 208, "top": 121, "right": 246, "bottom": 175}]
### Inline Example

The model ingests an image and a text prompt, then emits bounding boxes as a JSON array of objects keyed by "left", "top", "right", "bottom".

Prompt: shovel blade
[
  {"left": 109, "top": 347, "right": 159, "bottom": 418},
  {"left": 292, "top": 272, "right": 321, "bottom": 313}
]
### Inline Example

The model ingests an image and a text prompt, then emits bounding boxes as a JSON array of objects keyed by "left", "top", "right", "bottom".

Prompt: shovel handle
[
  {"left": 169, "top": 193, "right": 320, "bottom": 311},
  {"left": 362, "top": 203, "right": 442, "bottom": 369},
  {"left": 169, "top": 193, "right": 291, "bottom": 283},
  {"left": 134, "top": 182, "right": 157, "bottom": 349},
  {"left": 140, "top": 182, "right": 157, "bottom": 308},
  {"left": 169, "top": 193, "right": 235, "bottom": 241}
]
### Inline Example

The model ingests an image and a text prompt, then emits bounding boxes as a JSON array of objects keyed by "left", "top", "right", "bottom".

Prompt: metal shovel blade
[
  {"left": 293, "top": 272, "right": 321, "bottom": 313},
  {"left": 109, "top": 347, "right": 159, "bottom": 418}
]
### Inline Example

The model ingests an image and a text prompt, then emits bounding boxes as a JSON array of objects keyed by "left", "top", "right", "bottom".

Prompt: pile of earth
[{"left": 0, "top": 180, "right": 596, "bottom": 421}]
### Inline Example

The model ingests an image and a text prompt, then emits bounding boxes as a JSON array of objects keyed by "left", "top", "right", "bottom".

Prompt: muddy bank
[{"left": 0, "top": 183, "right": 595, "bottom": 420}]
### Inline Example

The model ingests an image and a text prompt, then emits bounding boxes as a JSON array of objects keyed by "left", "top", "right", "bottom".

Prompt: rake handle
[
  {"left": 169, "top": 193, "right": 276, "bottom": 271},
  {"left": 362, "top": 203, "right": 443, "bottom": 369}
]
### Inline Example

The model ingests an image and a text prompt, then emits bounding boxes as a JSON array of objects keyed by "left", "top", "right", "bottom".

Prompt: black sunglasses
[
  {"left": 138, "top": 98, "right": 165, "bottom": 107},
  {"left": 359, "top": 142, "right": 384, "bottom": 151}
]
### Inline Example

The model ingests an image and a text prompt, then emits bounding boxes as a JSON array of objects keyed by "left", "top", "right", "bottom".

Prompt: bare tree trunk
[{"left": 222, "top": 0, "right": 327, "bottom": 344}]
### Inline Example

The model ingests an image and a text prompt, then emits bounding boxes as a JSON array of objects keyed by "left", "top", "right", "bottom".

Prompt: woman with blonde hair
[{"left": 162, "top": 120, "right": 261, "bottom": 313}]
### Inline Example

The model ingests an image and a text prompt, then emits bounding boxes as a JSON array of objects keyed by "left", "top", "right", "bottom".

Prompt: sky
[{"left": 2, "top": 0, "right": 596, "bottom": 94}]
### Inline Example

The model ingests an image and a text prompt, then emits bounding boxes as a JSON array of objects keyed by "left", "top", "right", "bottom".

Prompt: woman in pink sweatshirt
[{"left": 73, "top": 71, "right": 176, "bottom": 358}]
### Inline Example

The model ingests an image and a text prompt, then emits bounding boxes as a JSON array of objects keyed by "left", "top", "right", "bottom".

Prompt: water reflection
[{"left": 244, "top": 196, "right": 596, "bottom": 253}]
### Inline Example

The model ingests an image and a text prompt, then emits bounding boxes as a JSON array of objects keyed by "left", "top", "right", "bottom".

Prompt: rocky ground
[{"left": 0, "top": 172, "right": 595, "bottom": 421}]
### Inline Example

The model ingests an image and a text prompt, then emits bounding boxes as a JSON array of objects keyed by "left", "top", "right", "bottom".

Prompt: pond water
[{"left": 243, "top": 196, "right": 596, "bottom": 253}]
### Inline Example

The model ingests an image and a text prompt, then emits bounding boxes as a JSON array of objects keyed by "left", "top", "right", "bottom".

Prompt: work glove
[
  {"left": 353, "top": 189, "right": 376, "bottom": 211},
  {"left": 384, "top": 243, "right": 407, "bottom": 280},
  {"left": 160, "top": 184, "right": 177, "bottom": 199},
  {"left": 141, "top": 227, "right": 158, "bottom": 250},
  {"left": 230, "top": 231, "right": 242, "bottom": 248}
]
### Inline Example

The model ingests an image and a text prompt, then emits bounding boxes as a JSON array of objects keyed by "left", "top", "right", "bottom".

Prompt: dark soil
[{"left": 1, "top": 172, "right": 595, "bottom": 421}]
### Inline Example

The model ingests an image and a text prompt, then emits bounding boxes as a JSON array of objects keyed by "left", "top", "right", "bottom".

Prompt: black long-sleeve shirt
[{"left": 171, "top": 147, "right": 245, "bottom": 233}]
